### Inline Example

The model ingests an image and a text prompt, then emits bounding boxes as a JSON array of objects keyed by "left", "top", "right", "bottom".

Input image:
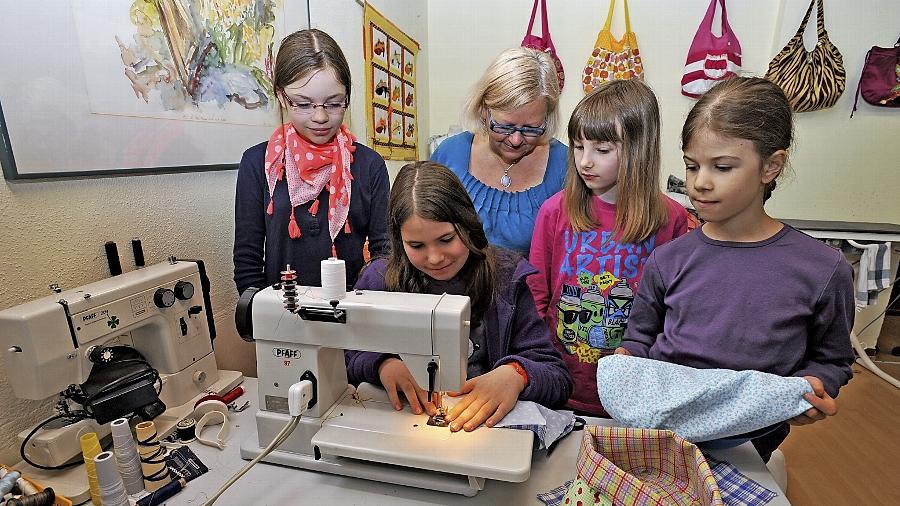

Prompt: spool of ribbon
[
  {"left": 110, "top": 417, "right": 145, "bottom": 495},
  {"left": 80, "top": 432, "right": 102, "bottom": 505},
  {"left": 94, "top": 451, "right": 129, "bottom": 506},
  {"left": 136, "top": 421, "right": 168, "bottom": 492}
]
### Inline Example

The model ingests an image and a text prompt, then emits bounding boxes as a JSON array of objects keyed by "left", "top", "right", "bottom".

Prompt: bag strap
[
  {"left": 793, "top": 0, "right": 816, "bottom": 39},
  {"left": 526, "top": 0, "right": 539, "bottom": 37},
  {"left": 603, "top": 0, "right": 632, "bottom": 34},
  {"left": 701, "top": 0, "right": 732, "bottom": 37},
  {"left": 539, "top": 0, "right": 551, "bottom": 39},
  {"left": 814, "top": 0, "right": 827, "bottom": 41},
  {"left": 851, "top": 48, "right": 873, "bottom": 118}
]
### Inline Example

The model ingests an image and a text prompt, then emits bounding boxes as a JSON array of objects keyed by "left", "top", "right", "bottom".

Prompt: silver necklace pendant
[{"left": 500, "top": 162, "right": 514, "bottom": 189}]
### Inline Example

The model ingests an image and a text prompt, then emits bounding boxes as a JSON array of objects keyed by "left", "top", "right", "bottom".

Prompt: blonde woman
[{"left": 431, "top": 47, "right": 566, "bottom": 256}]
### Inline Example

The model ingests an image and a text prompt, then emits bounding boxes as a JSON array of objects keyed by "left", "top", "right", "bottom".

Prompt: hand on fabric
[
  {"left": 377, "top": 357, "right": 435, "bottom": 415},
  {"left": 788, "top": 376, "right": 838, "bottom": 426},
  {"left": 614, "top": 347, "right": 631, "bottom": 356},
  {"left": 445, "top": 364, "right": 526, "bottom": 432}
]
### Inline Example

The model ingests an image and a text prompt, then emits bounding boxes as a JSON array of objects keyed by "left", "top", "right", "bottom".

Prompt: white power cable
[{"left": 202, "top": 379, "right": 314, "bottom": 505}]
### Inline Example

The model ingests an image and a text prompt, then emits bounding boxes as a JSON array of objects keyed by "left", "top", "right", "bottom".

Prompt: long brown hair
[
  {"left": 564, "top": 79, "right": 668, "bottom": 244},
  {"left": 385, "top": 162, "right": 495, "bottom": 319},
  {"left": 682, "top": 77, "right": 793, "bottom": 201}
]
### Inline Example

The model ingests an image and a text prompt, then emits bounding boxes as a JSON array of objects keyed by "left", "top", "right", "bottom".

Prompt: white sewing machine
[
  {"left": 238, "top": 283, "right": 534, "bottom": 497},
  {"left": 0, "top": 259, "right": 243, "bottom": 503}
]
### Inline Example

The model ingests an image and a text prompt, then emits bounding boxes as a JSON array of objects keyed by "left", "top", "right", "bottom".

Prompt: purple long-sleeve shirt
[
  {"left": 345, "top": 250, "right": 573, "bottom": 408},
  {"left": 622, "top": 225, "right": 854, "bottom": 398}
]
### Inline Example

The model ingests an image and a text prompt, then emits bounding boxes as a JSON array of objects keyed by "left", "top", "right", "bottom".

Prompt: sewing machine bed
[{"left": 312, "top": 383, "right": 533, "bottom": 481}]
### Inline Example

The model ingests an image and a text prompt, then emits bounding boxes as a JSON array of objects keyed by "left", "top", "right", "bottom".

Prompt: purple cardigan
[{"left": 345, "top": 250, "right": 572, "bottom": 408}]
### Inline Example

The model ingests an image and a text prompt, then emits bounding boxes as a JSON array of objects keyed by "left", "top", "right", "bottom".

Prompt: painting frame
[
  {"left": 363, "top": 3, "right": 419, "bottom": 161},
  {"left": 0, "top": 1, "right": 286, "bottom": 180}
]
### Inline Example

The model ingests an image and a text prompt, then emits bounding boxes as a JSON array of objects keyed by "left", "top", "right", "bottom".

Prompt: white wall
[
  {"left": 0, "top": 0, "right": 426, "bottom": 465},
  {"left": 427, "top": 0, "right": 900, "bottom": 223}
]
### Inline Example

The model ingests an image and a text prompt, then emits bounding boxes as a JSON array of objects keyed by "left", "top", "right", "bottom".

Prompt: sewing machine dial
[{"left": 154, "top": 288, "right": 176, "bottom": 308}]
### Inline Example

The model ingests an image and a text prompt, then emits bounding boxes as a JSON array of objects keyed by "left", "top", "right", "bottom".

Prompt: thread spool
[
  {"left": 80, "top": 432, "right": 102, "bottom": 505},
  {"left": 320, "top": 257, "right": 346, "bottom": 299},
  {"left": 136, "top": 478, "right": 186, "bottom": 506},
  {"left": 110, "top": 417, "right": 145, "bottom": 495},
  {"left": 132, "top": 238, "right": 145, "bottom": 267},
  {"left": 17, "top": 477, "right": 40, "bottom": 496},
  {"left": 136, "top": 421, "right": 168, "bottom": 492},
  {"left": 94, "top": 451, "right": 129, "bottom": 506},
  {"left": 0, "top": 470, "right": 20, "bottom": 495},
  {"left": 176, "top": 418, "right": 197, "bottom": 443},
  {"left": 5, "top": 488, "right": 56, "bottom": 506},
  {"left": 105, "top": 241, "right": 123, "bottom": 276}
]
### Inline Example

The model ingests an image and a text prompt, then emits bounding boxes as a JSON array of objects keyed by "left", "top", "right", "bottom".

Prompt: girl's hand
[
  {"left": 614, "top": 347, "right": 631, "bottom": 356},
  {"left": 445, "top": 364, "right": 526, "bottom": 432},
  {"left": 788, "top": 376, "right": 838, "bottom": 426},
  {"left": 377, "top": 358, "right": 434, "bottom": 415}
]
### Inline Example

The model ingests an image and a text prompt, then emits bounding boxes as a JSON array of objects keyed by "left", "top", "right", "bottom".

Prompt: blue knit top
[{"left": 431, "top": 132, "right": 568, "bottom": 256}]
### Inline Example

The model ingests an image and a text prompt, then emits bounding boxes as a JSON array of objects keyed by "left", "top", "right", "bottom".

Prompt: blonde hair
[
  {"left": 564, "top": 80, "right": 668, "bottom": 244},
  {"left": 463, "top": 47, "right": 561, "bottom": 142}
]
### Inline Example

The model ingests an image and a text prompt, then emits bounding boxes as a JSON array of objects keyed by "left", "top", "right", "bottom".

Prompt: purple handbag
[
  {"left": 521, "top": 0, "right": 565, "bottom": 91},
  {"left": 852, "top": 36, "right": 900, "bottom": 117}
]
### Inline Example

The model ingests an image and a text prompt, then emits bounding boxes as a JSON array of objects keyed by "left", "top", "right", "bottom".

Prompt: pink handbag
[
  {"left": 521, "top": 0, "right": 565, "bottom": 91},
  {"left": 681, "top": 0, "right": 742, "bottom": 98},
  {"left": 851, "top": 36, "right": 900, "bottom": 117}
]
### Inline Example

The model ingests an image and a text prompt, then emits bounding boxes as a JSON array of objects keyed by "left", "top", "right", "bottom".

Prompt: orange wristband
[{"left": 507, "top": 361, "right": 529, "bottom": 387}]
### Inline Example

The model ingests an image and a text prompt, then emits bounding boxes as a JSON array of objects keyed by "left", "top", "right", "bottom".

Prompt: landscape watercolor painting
[{"left": 73, "top": 0, "right": 282, "bottom": 125}]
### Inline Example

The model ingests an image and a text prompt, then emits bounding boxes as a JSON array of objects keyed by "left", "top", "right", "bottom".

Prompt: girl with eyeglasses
[
  {"left": 431, "top": 47, "right": 568, "bottom": 257},
  {"left": 527, "top": 80, "right": 690, "bottom": 417},
  {"left": 346, "top": 161, "right": 571, "bottom": 432},
  {"left": 233, "top": 29, "right": 390, "bottom": 295}
]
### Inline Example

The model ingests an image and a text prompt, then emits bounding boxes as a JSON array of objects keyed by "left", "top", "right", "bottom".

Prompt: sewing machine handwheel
[{"left": 235, "top": 287, "right": 261, "bottom": 342}]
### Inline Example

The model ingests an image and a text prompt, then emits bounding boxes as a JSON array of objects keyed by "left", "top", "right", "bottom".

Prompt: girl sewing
[
  {"left": 527, "top": 80, "right": 690, "bottom": 417},
  {"left": 618, "top": 77, "right": 855, "bottom": 461},
  {"left": 345, "top": 161, "right": 572, "bottom": 433}
]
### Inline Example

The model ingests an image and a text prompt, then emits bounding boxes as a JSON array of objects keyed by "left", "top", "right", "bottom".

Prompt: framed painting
[{"left": 0, "top": 1, "right": 286, "bottom": 179}]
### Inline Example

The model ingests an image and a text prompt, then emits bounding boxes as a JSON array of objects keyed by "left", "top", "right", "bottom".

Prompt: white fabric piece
[
  {"left": 597, "top": 354, "right": 814, "bottom": 442},
  {"left": 495, "top": 401, "right": 575, "bottom": 450}
]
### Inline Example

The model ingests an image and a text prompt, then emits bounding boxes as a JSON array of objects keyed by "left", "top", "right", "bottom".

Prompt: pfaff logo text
[{"left": 272, "top": 348, "right": 301, "bottom": 359}]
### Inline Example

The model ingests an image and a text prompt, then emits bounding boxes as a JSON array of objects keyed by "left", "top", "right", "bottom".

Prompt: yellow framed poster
[{"left": 363, "top": 3, "right": 419, "bottom": 160}]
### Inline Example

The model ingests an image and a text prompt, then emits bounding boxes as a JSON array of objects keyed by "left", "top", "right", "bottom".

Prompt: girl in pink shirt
[{"left": 527, "top": 80, "right": 689, "bottom": 416}]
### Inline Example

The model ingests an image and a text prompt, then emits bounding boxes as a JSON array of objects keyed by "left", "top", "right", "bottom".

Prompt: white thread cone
[
  {"left": 111, "top": 417, "right": 145, "bottom": 494},
  {"left": 95, "top": 451, "right": 129, "bottom": 506}
]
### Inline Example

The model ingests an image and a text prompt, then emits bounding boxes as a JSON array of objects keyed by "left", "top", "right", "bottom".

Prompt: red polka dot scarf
[{"left": 264, "top": 123, "right": 356, "bottom": 241}]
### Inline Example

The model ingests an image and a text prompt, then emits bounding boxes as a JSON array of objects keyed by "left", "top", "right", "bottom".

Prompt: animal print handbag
[{"left": 765, "top": 0, "right": 846, "bottom": 112}]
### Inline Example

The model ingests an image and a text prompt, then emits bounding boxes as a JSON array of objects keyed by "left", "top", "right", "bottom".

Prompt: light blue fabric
[
  {"left": 430, "top": 132, "right": 568, "bottom": 256},
  {"left": 496, "top": 400, "right": 575, "bottom": 450},
  {"left": 597, "top": 354, "right": 814, "bottom": 442}
]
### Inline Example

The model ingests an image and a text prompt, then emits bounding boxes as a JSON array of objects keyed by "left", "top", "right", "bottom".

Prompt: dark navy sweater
[{"left": 233, "top": 140, "right": 390, "bottom": 295}]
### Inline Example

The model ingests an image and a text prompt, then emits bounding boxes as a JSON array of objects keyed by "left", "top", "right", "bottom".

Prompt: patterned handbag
[
  {"left": 681, "top": 0, "right": 742, "bottom": 98},
  {"left": 765, "top": 0, "right": 846, "bottom": 112},
  {"left": 521, "top": 0, "right": 565, "bottom": 91},
  {"left": 583, "top": 0, "right": 642, "bottom": 94}
]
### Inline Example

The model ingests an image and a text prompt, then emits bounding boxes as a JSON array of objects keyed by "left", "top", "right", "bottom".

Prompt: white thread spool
[
  {"left": 110, "top": 417, "right": 145, "bottom": 495},
  {"left": 320, "top": 257, "right": 346, "bottom": 300},
  {"left": 94, "top": 451, "right": 129, "bottom": 506}
]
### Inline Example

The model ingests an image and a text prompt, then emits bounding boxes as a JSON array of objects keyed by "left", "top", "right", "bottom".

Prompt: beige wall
[
  {"left": 0, "top": 0, "right": 426, "bottom": 465},
  {"left": 427, "top": 0, "right": 900, "bottom": 223}
]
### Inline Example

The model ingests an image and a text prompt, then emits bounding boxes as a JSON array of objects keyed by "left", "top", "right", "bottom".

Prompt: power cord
[{"left": 202, "top": 379, "right": 314, "bottom": 505}]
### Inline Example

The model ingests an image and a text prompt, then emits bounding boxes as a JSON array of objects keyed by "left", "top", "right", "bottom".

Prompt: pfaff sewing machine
[
  {"left": 237, "top": 282, "right": 534, "bottom": 497},
  {"left": 0, "top": 259, "right": 242, "bottom": 502}
]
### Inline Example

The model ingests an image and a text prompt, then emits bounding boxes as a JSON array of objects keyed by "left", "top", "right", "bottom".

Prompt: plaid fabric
[
  {"left": 537, "top": 479, "right": 572, "bottom": 506},
  {"left": 856, "top": 242, "right": 892, "bottom": 309},
  {"left": 705, "top": 456, "right": 777, "bottom": 506},
  {"left": 567, "top": 426, "right": 723, "bottom": 506}
]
